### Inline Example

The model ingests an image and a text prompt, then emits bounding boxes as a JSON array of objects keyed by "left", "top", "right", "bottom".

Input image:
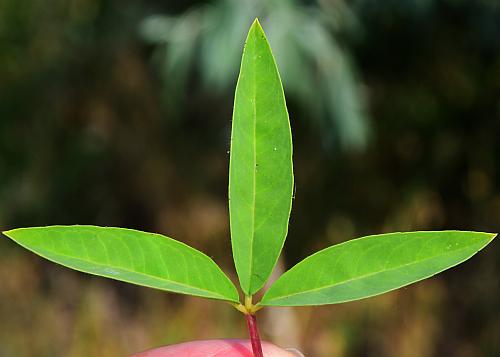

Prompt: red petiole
[{"left": 245, "top": 312, "right": 263, "bottom": 357}]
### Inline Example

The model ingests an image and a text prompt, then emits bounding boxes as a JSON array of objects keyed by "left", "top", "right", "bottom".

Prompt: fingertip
[
  {"left": 131, "top": 339, "right": 251, "bottom": 357},
  {"left": 130, "top": 339, "right": 300, "bottom": 357},
  {"left": 285, "top": 347, "right": 306, "bottom": 357}
]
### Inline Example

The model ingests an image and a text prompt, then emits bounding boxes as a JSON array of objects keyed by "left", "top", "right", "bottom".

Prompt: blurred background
[{"left": 1, "top": 0, "right": 499, "bottom": 356}]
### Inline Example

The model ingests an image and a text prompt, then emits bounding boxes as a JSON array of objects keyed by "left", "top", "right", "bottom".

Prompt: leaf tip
[
  {"left": 2, "top": 229, "right": 14, "bottom": 238},
  {"left": 250, "top": 17, "right": 265, "bottom": 35},
  {"left": 474, "top": 231, "right": 497, "bottom": 244}
]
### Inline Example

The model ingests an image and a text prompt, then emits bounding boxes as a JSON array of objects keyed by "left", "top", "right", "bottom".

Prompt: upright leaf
[
  {"left": 3, "top": 226, "right": 239, "bottom": 303},
  {"left": 229, "top": 19, "right": 294, "bottom": 295},
  {"left": 260, "top": 231, "right": 496, "bottom": 306}
]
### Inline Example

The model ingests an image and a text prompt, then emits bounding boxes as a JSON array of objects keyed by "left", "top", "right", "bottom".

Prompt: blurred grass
[{"left": 1, "top": 0, "right": 499, "bottom": 356}]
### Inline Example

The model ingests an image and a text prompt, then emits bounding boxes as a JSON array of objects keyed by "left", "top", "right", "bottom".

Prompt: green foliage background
[{"left": 0, "top": 0, "right": 499, "bottom": 356}]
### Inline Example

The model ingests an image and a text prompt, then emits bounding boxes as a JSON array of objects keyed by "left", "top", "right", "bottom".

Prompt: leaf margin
[
  {"left": 229, "top": 18, "right": 294, "bottom": 296},
  {"left": 3, "top": 225, "right": 240, "bottom": 303},
  {"left": 259, "top": 230, "right": 497, "bottom": 306}
]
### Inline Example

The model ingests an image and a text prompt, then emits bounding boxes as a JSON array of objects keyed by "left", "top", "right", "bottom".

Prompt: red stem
[{"left": 245, "top": 313, "right": 264, "bottom": 357}]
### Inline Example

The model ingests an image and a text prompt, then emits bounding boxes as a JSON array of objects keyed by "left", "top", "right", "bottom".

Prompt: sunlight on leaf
[
  {"left": 229, "top": 19, "right": 294, "bottom": 295},
  {"left": 3, "top": 226, "right": 239, "bottom": 303},
  {"left": 260, "top": 231, "right": 496, "bottom": 306}
]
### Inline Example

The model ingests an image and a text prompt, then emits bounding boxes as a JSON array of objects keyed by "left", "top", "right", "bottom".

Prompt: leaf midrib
[
  {"left": 247, "top": 27, "right": 258, "bottom": 293},
  {"left": 262, "top": 243, "right": 481, "bottom": 303},
  {"left": 20, "top": 243, "right": 233, "bottom": 301}
]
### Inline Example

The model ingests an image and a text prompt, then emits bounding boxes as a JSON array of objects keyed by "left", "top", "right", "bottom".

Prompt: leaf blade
[
  {"left": 229, "top": 19, "right": 294, "bottom": 295},
  {"left": 260, "top": 231, "right": 496, "bottom": 306},
  {"left": 3, "top": 225, "right": 239, "bottom": 303}
]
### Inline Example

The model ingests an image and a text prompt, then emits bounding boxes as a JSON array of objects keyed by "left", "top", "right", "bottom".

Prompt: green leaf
[
  {"left": 3, "top": 225, "right": 239, "bottom": 303},
  {"left": 229, "top": 19, "right": 294, "bottom": 295},
  {"left": 260, "top": 231, "right": 496, "bottom": 306}
]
